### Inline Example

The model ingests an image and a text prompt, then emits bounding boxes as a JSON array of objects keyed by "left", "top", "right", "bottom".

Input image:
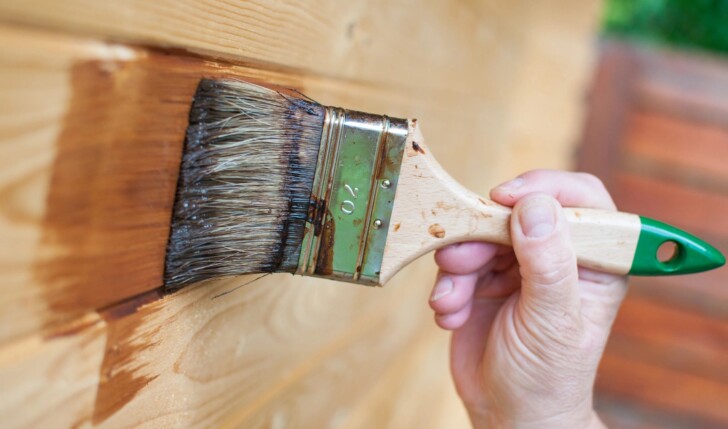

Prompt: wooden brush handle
[{"left": 378, "top": 122, "right": 724, "bottom": 284}]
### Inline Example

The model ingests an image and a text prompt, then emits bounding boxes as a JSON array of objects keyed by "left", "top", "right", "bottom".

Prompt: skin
[{"left": 429, "top": 170, "right": 627, "bottom": 429}]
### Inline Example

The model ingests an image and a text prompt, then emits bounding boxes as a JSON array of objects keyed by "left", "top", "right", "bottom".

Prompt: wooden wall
[
  {"left": 0, "top": 1, "right": 602, "bottom": 427},
  {"left": 580, "top": 41, "right": 728, "bottom": 429}
]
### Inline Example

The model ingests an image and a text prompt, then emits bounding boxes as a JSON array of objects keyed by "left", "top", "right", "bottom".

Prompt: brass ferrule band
[{"left": 296, "top": 107, "right": 408, "bottom": 285}]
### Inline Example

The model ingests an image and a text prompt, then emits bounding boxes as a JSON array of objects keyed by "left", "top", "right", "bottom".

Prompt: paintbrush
[{"left": 164, "top": 79, "right": 725, "bottom": 290}]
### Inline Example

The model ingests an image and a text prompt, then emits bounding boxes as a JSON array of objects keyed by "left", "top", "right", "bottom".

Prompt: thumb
[{"left": 511, "top": 194, "right": 580, "bottom": 318}]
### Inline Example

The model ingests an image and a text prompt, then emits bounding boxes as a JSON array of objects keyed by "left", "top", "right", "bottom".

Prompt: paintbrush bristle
[{"left": 164, "top": 79, "right": 325, "bottom": 289}]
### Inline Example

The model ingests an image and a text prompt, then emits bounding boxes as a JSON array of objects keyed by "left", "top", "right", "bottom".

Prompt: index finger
[{"left": 490, "top": 169, "right": 616, "bottom": 211}]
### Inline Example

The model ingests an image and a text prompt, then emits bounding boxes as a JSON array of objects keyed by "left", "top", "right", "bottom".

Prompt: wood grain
[
  {"left": 0, "top": 314, "right": 105, "bottom": 429},
  {"left": 92, "top": 263, "right": 438, "bottom": 428},
  {"left": 0, "top": 26, "right": 476, "bottom": 428},
  {"left": 0, "top": 26, "right": 440, "bottom": 343},
  {"left": 0, "top": 0, "right": 602, "bottom": 184},
  {"left": 0, "top": 26, "right": 150, "bottom": 343},
  {"left": 0, "top": 15, "right": 602, "bottom": 345},
  {"left": 0, "top": 0, "right": 519, "bottom": 99},
  {"left": 0, "top": 1, "right": 603, "bottom": 425}
]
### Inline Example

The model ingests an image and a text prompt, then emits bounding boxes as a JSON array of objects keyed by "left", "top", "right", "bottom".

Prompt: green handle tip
[{"left": 630, "top": 216, "right": 725, "bottom": 276}]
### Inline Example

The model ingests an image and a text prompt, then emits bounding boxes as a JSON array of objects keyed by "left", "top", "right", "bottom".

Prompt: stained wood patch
[
  {"left": 29, "top": 51, "right": 307, "bottom": 336},
  {"left": 94, "top": 289, "right": 164, "bottom": 423},
  {"left": 35, "top": 54, "right": 191, "bottom": 325}
]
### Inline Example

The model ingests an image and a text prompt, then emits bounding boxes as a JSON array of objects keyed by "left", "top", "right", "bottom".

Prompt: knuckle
[
  {"left": 521, "top": 246, "right": 576, "bottom": 286},
  {"left": 577, "top": 172, "right": 606, "bottom": 191},
  {"left": 524, "top": 260, "right": 575, "bottom": 287}
]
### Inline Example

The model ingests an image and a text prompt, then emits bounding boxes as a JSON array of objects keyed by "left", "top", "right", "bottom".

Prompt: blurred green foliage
[{"left": 603, "top": 0, "right": 728, "bottom": 55}]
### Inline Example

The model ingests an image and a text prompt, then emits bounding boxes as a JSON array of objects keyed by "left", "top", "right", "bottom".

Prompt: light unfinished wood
[
  {"left": 0, "top": 0, "right": 603, "bottom": 186},
  {"left": 492, "top": 0, "right": 603, "bottom": 179},
  {"left": 0, "top": 258, "right": 450, "bottom": 429},
  {"left": 380, "top": 122, "right": 641, "bottom": 283},
  {"left": 0, "top": 0, "right": 522, "bottom": 98},
  {"left": 0, "top": 0, "right": 603, "bottom": 426},
  {"left": 342, "top": 325, "right": 468, "bottom": 429},
  {"left": 0, "top": 314, "right": 105, "bottom": 429}
]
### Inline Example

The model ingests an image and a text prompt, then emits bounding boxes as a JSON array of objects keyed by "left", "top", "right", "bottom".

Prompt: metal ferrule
[{"left": 296, "top": 107, "right": 408, "bottom": 285}]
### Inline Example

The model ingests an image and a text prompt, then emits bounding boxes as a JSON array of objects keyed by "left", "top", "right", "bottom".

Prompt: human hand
[{"left": 429, "top": 170, "right": 626, "bottom": 429}]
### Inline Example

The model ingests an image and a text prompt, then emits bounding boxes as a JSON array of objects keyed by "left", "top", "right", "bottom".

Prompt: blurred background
[{"left": 583, "top": 1, "right": 728, "bottom": 427}]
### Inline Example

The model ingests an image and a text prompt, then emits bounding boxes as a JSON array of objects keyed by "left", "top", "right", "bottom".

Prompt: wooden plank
[
  {"left": 223, "top": 311, "right": 464, "bottom": 429},
  {"left": 0, "top": 18, "right": 601, "bottom": 343},
  {"left": 0, "top": 261, "right": 456, "bottom": 428},
  {"left": 493, "top": 0, "right": 602, "bottom": 178},
  {"left": 0, "top": 26, "right": 148, "bottom": 343},
  {"left": 0, "top": 0, "right": 602, "bottom": 181},
  {"left": 341, "top": 326, "right": 469, "bottom": 429},
  {"left": 622, "top": 111, "right": 728, "bottom": 193},
  {"left": 0, "top": 25, "right": 496, "bottom": 344},
  {"left": 0, "top": 313, "right": 105, "bottom": 429},
  {"left": 0, "top": 0, "right": 525, "bottom": 99},
  {"left": 0, "top": 257, "right": 442, "bottom": 428},
  {"left": 0, "top": 4, "right": 603, "bottom": 427}
]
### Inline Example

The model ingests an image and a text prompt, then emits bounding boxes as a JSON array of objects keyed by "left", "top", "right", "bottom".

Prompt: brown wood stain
[
  {"left": 94, "top": 290, "right": 164, "bottom": 424},
  {"left": 35, "top": 53, "right": 199, "bottom": 329},
  {"left": 32, "top": 49, "right": 308, "bottom": 421},
  {"left": 35, "top": 50, "right": 308, "bottom": 326}
]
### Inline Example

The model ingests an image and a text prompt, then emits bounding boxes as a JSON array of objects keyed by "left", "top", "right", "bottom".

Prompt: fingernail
[
  {"left": 519, "top": 197, "right": 556, "bottom": 238},
  {"left": 496, "top": 177, "right": 525, "bottom": 190},
  {"left": 431, "top": 277, "right": 454, "bottom": 301}
]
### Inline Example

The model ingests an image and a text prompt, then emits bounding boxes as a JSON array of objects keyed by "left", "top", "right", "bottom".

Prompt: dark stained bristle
[{"left": 164, "top": 79, "right": 325, "bottom": 289}]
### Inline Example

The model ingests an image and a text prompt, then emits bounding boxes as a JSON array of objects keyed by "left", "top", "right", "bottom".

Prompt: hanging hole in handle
[{"left": 657, "top": 240, "right": 679, "bottom": 264}]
